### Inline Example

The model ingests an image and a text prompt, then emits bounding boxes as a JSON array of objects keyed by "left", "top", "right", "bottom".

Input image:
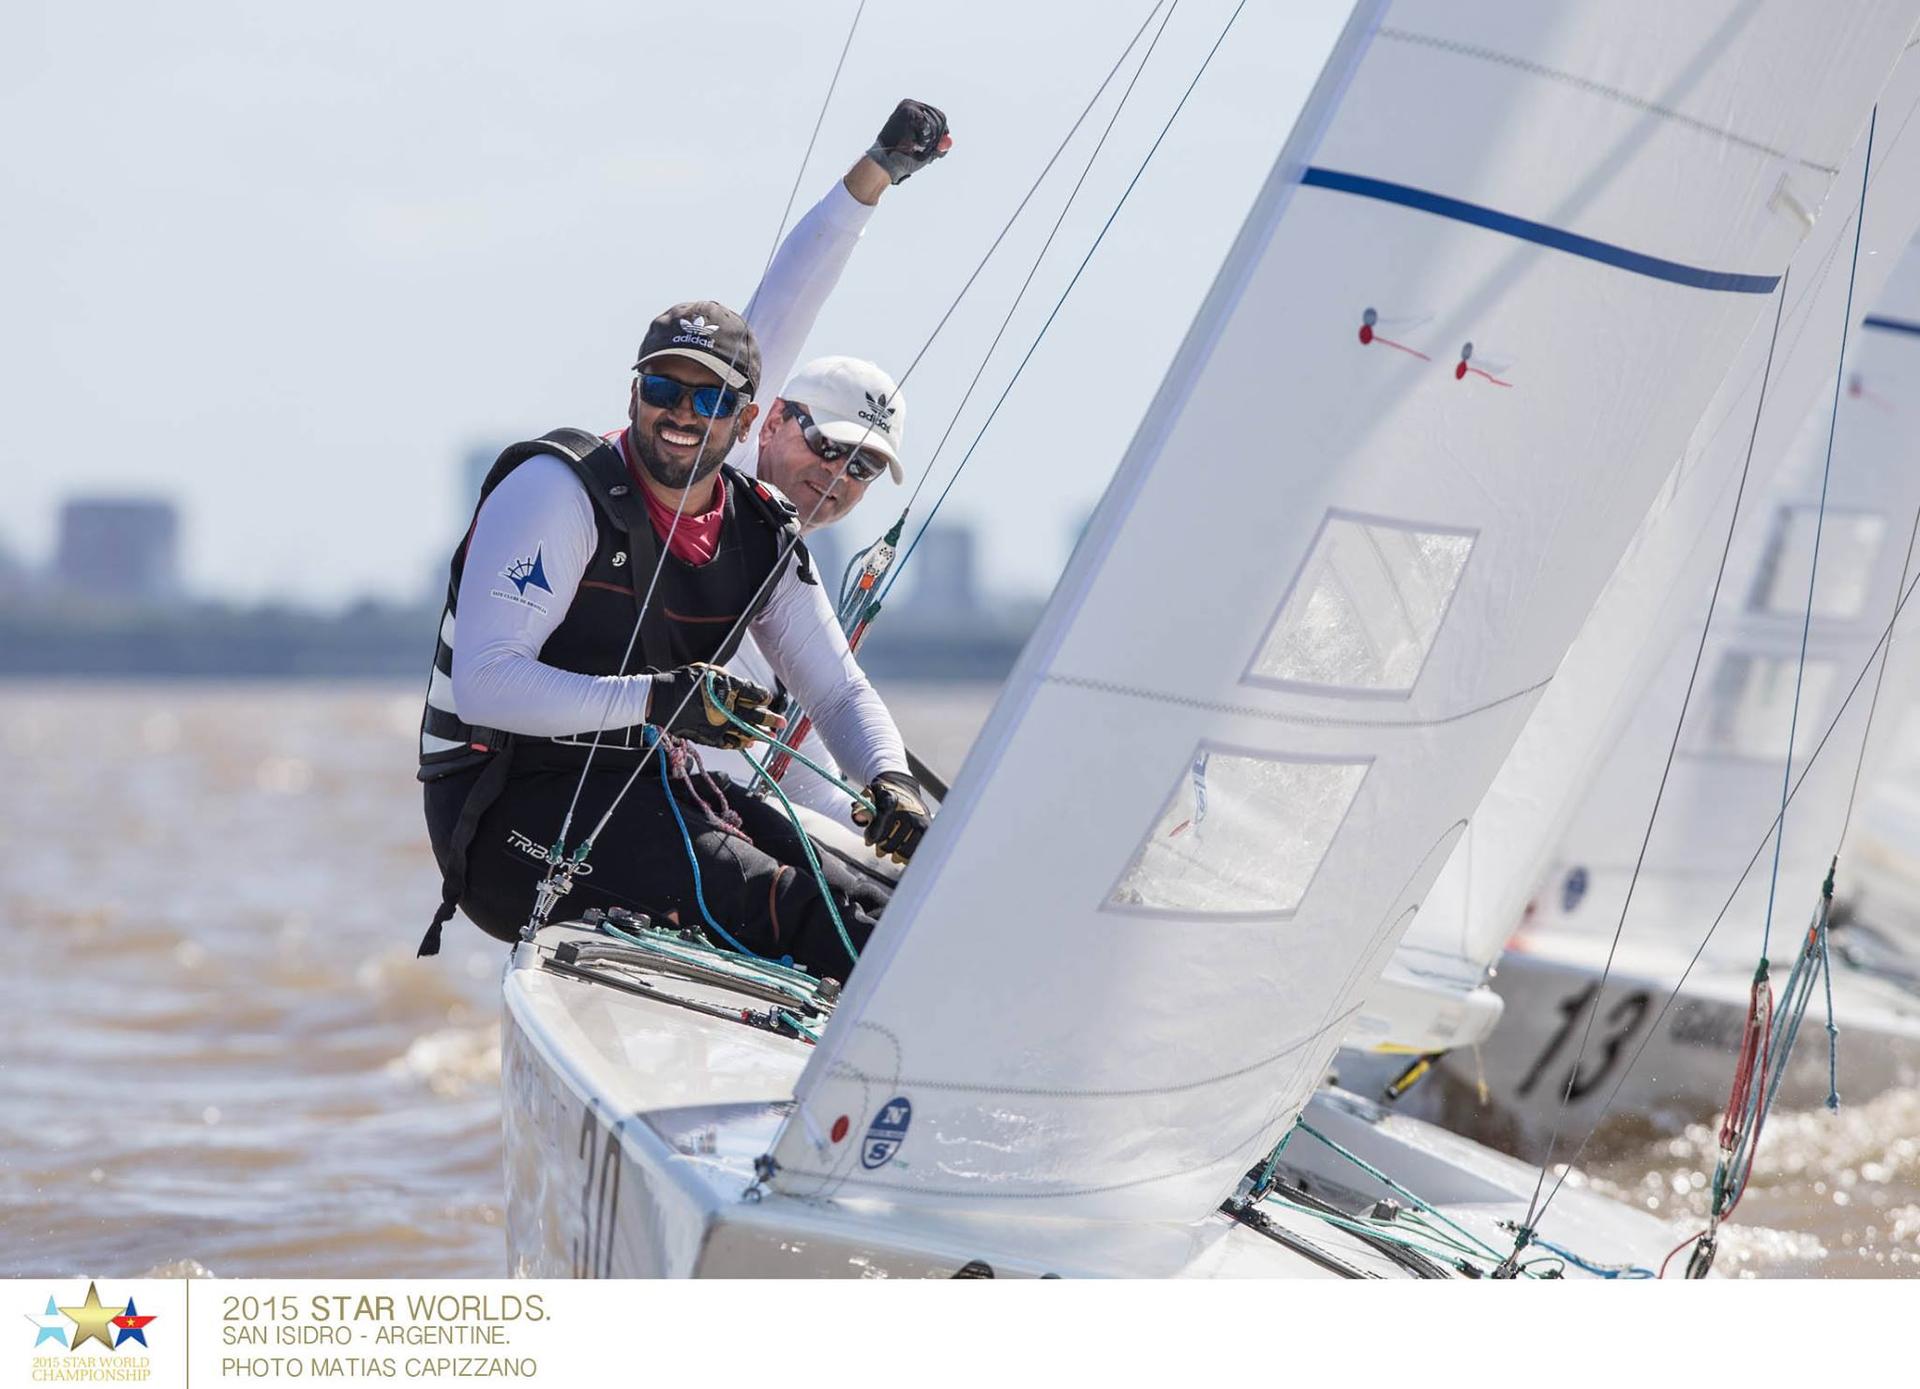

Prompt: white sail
[
  {"left": 1526, "top": 237, "right": 1920, "bottom": 965},
  {"left": 769, "top": 0, "right": 1920, "bottom": 1222},
  {"left": 1364, "top": 46, "right": 1920, "bottom": 1053}
]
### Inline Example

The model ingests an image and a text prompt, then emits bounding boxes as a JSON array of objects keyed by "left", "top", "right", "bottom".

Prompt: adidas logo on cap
[{"left": 858, "top": 390, "right": 896, "bottom": 434}]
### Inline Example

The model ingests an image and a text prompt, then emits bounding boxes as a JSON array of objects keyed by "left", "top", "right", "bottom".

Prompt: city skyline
[{"left": 7, "top": 477, "right": 1032, "bottom": 621}]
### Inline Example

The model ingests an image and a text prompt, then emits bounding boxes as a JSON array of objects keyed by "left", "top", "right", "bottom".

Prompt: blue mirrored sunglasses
[{"left": 637, "top": 373, "right": 743, "bottom": 419}]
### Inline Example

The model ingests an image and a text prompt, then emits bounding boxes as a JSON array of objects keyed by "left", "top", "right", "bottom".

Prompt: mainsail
[
  {"left": 1363, "top": 43, "right": 1920, "bottom": 1052},
  {"left": 769, "top": 0, "right": 1920, "bottom": 1222}
]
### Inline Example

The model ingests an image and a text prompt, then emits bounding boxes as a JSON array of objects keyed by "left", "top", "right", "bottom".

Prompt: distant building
[
  {"left": 53, "top": 498, "right": 180, "bottom": 603},
  {"left": 806, "top": 527, "right": 850, "bottom": 605},
  {"left": 896, "top": 523, "right": 978, "bottom": 615}
]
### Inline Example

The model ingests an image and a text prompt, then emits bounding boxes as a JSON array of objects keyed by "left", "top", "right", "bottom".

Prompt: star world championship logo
[{"left": 26, "top": 1282, "right": 157, "bottom": 1382}]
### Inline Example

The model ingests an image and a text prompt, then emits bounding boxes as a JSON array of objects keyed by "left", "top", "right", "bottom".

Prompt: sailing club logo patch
[
  {"left": 491, "top": 547, "right": 553, "bottom": 614},
  {"left": 861, "top": 1096, "right": 912, "bottom": 1170},
  {"left": 501, "top": 548, "right": 551, "bottom": 597}
]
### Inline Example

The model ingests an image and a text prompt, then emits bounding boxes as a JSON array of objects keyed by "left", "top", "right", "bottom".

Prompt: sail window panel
[
  {"left": 1108, "top": 747, "right": 1368, "bottom": 917},
  {"left": 1248, "top": 512, "right": 1475, "bottom": 696},
  {"left": 1689, "top": 652, "right": 1837, "bottom": 760},
  {"left": 1747, "top": 507, "right": 1884, "bottom": 620}
]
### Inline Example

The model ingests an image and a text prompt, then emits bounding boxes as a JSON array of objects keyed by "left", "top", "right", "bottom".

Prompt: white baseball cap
[{"left": 780, "top": 356, "right": 906, "bottom": 484}]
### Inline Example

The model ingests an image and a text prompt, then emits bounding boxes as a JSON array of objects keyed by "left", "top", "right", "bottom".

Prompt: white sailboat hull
[
  {"left": 1427, "top": 935, "right": 1920, "bottom": 1159},
  {"left": 504, "top": 925, "right": 1687, "bottom": 1278}
]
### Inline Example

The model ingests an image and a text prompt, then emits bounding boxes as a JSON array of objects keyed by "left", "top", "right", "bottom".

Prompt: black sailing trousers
[{"left": 424, "top": 759, "right": 888, "bottom": 982}]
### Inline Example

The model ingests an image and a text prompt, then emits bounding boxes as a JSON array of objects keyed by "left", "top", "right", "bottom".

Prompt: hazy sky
[{"left": 5, "top": 0, "right": 1350, "bottom": 608}]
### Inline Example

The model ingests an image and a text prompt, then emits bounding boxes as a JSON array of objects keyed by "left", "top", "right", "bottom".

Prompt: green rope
[
  {"left": 1395, "top": 1209, "right": 1500, "bottom": 1261},
  {"left": 1249, "top": 1124, "right": 1293, "bottom": 1198},
  {"left": 1293, "top": 1120, "right": 1507, "bottom": 1263},
  {"left": 777, "top": 1010, "right": 822, "bottom": 1043},
  {"left": 1255, "top": 1188, "right": 1503, "bottom": 1275},
  {"left": 739, "top": 743, "right": 861, "bottom": 968},
  {"left": 594, "top": 916, "right": 824, "bottom": 1000},
  {"left": 701, "top": 669, "right": 877, "bottom": 817}
]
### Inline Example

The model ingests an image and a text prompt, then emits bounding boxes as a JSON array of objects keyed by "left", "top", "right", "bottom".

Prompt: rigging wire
[
  {"left": 529, "top": 1, "right": 1202, "bottom": 918},
  {"left": 1759, "top": 105, "right": 1876, "bottom": 961},
  {"left": 1515, "top": 267, "right": 1795, "bottom": 1232},
  {"left": 746, "top": 1, "right": 871, "bottom": 320},
  {"left": 878, "top": 0, "right": 1254, "bottom": 605},
  {"left": 1836, "top": 466, "right": 1920, "bottom": 853},
  {"left": 879, "top": 0, "right": 1173, "bottom": 398},
  {"left": 897, "top": 0, "right": 1183, "bottom": 519}
]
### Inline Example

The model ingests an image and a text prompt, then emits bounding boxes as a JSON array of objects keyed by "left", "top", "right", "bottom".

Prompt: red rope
[
  {"left": 1718, "top": 971, "right": 1774, "bottom": 1153},
  {"left": 1659, "top": 1231, "right": 1705, "bottom": 1279},
  {"left": 663, "top": 736, "right": 751, "bottom": 843},
  {"left": 767, "top": 613, "right": 873, "bottom": 782}
]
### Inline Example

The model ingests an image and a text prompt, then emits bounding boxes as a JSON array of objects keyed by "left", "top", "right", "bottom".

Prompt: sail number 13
[{"left": 1515, "top": 980, "right": 1652, "bottom": 1103}]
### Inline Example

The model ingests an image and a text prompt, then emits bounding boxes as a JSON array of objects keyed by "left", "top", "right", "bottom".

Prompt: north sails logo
[
  {"left": 860, "top": 1095, "right": 912, "bottom": 1170},
  {"left": 857, "top": 390, "right": 896, "bottom": 435},
  {"left": 673, "top": 315, "right": 718, "bottom": 347}
]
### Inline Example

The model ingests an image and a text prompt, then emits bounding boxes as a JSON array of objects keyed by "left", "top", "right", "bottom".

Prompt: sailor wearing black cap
[{"left": 415, "top": 104, "right": 950, "bottom": 976}]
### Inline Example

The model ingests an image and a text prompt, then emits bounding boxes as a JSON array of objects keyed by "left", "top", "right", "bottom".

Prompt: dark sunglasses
[
  {"left": 782, "top": 401, "right": 887, "bottom": 482},
  {"left": 637, "top": 373, "right": 743, "bottom": 419}
]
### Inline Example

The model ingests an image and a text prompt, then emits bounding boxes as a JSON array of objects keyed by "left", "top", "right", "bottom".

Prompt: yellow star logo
[{"left": 59, "top": 1282, "right": 118, "bottom": 1353}]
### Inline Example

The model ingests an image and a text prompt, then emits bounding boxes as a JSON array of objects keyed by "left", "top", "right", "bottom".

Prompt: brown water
[
  {"left": 1, "top": 682, "right": 1914, "bottom": 1277},
  {"left": 0, "top": 680, "right": 991, "bottom": 1277}
]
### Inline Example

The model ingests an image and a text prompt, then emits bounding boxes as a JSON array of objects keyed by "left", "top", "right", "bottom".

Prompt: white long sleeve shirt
[
  {"left": 736, "top": 179, "right": 875, "bottom": 444},
  {"left": 450, "top": 454, "right": 905, "bottom": 789}
]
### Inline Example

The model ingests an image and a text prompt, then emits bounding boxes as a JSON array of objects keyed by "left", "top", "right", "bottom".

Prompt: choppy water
[
  {"left": 1, "top": 682, "right": 1914, "bottom": 1277},
  {"left": 0, "top": 680, "right": 993, "bottom": 1277}
]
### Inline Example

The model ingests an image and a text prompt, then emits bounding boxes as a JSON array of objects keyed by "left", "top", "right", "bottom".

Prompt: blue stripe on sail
[
  {"left": 1862, "top": 314, "right": 1920, "bottom": 337},
  {"left": 1300, "top": 167, "right": 1780, "bottom": 294}
]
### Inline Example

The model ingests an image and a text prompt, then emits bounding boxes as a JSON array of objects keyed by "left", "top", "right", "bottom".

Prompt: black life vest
[
  {"left": 417, "top": 427, "right": 812, "bottom": 781},
  {"left": 414, "top": 427, "right": 812, "bottom": 956}
]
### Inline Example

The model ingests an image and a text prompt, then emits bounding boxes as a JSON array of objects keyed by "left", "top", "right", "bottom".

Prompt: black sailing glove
[
  {"left": 852, "top": 770, "right": 931, "bottom": 864},
  {"left": 866, "top": 99, "right": 951, "bottom": 183},
  {"left": 647, "top": 663, "right": 782, "bottom": 750}
]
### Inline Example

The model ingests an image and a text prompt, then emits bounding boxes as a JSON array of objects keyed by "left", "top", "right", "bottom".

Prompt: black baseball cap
[{"left": 634, "top": 300, "right": 761, "bottom": 396}]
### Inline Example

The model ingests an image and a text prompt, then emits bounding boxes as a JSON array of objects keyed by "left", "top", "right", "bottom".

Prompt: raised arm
[{"left": 740, "top": 99, "right": 953, "bottom": 418}]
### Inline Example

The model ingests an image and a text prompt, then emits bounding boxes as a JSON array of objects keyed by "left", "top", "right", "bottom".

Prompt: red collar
[{"left": 619, "top": 429, "right": 727, "bottom": 566}]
